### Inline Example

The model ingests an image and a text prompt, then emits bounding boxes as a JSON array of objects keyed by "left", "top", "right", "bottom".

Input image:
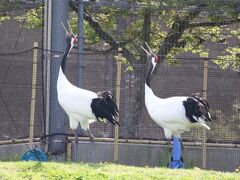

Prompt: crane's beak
[
  {"left": 140, "top": 43, "right": 161, "bottom": 63},
  {"left": 61, "top": 22, "right": 71, "bottom": 36},
  {"left": 140, "top": 45, "right": 151, "bottom": 56},
  {"left": 145, "top": 42, "right": 154, "bottom": 54}
]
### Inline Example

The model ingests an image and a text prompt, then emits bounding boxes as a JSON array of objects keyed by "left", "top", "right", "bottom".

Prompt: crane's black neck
[
  {"left": 146, "top": 59, "right": 153, "bottom": 87},
  {"left": 61, "top": 44, "right": 71, "bottom": 73}
]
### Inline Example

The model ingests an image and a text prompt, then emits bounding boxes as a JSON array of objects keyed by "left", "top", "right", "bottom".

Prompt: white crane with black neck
[
  {"left": 140, "top": 42, "right": 215, "bottom": 149},
  {"left": 57, "top": 23, "right": 119, "bottom": 156}
]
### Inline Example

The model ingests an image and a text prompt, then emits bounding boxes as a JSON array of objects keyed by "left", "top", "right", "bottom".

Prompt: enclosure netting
[
  {"left": 0, "top": 0, "right": 239, "bottom": 171},
  {"left": 0, "top": 1, "right": 44, "bottom": 160},
  {"left": 0, "top": 49, "right": 44, "bottom": 141}
]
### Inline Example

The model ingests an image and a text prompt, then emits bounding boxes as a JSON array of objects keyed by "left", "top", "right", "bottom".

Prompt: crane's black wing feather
[
  {"left": 183, "top": 95, "right": 216, "bottom": 123},
  {"left": 91, "top": 91, "right": 119, "bottom": 126}
]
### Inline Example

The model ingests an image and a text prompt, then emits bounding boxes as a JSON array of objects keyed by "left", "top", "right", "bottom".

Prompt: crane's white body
[
  {"left": 140, "top": 43, "right": 212, "bottom": 140},
  {"left": 145, "top": 78, "right": 210, "bottom": 139},
  {"left": 57, "top": 67, "right": 97, "bottom": 130}
]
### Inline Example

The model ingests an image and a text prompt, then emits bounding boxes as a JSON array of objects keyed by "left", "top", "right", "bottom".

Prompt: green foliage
[
  {"left": 9, "top": 1, "right": 240, "bottom": 70},
  {"left": 0, "top": 162, "right": 239, "bottom": 179},
  {"left": 15, "top": 6, "right": 42, "bottom": 29},
  {"left": 0, "top": 15, "right": 10, "bottom": 24},
  {"left": 95, "top": 6, "right": 118, "bottom": 32},
  {"left": 214, "top": 47, "right": 240, "bottom": 70},
  {"left": 69, "top": 15, "right": 100, "bottom": 45},
  {"left": 114, "top": 52, "right": 134, "bottom": 72},
  {"left": 24, "top": 7, "right": 42, "bottom": 29},
  {"left": 0, "top": 0, "right": 17, "bottom": 24}
]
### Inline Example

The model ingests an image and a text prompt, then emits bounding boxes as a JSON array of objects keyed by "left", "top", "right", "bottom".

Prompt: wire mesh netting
[
  {"left": 0, "top": 49, "right": 44, "bottom": 141},
  {"left": 0, "top": 0, "right": 240, "bottom": 172},
  {"left": 0, "top": 1, "right": 44, "bottom": 160}
]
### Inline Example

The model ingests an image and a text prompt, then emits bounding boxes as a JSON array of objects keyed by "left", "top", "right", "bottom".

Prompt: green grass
[{"left": 0, "top": 162, "right": 239, "bottom": 180}]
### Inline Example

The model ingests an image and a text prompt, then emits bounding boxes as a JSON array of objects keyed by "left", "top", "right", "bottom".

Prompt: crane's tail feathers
[
  {"left": 91, "top": 91, "right": 119, "bottom": 126},
  {"left": 183, "top": 95, "right": 216, "bottom": 129},
  {"left": 88, "top": 119, "right": 96, "bottom": 124},
  {"left": 200, "top": 123, "right": 210, "bottom": 130}
]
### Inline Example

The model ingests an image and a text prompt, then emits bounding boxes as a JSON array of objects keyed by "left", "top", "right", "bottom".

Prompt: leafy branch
[
  {"left": 69, "top": 1, "right": 137, "bottom": 64},
  {"left": 189, "top": 19, "right": 240, "bottom": 28},
  {"left": 156, "top": 5, "right": 205, "bottom": 62}
]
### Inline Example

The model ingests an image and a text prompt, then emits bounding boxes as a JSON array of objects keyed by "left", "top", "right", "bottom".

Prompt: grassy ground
[{"left": 0, "top": 162, "right": 239, "bottom": 180}]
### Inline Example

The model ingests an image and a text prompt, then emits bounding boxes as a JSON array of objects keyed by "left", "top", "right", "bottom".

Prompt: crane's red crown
[
  {"left": 73, "top": 36, "right": 78, "bottom": 44},
  {"left": 154, "top": 55, "right": 159, "bottom": 63}
]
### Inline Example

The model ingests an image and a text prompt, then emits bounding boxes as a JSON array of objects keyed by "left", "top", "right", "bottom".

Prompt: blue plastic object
[
  {"left": 168, "top": 136, "right": 184, "bottom": 169},
  {"left": 21, "top": 148, "right": 48, "bottom": 162}
]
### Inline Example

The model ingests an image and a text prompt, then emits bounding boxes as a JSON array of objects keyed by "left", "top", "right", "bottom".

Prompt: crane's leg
[
  {"left": 74, "top": 129, "right": 78, "bottom": 162},
  {"left": 168, "top": 136, "right": 184, "bottom": 168},
  {"left": 88, "top": 128, "right": 94, "bottom": 143}
]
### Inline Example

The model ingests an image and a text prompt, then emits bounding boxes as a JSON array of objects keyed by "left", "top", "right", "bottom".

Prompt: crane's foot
[{"left": 169, "top": 158, "right": 184, "bottom": 169}]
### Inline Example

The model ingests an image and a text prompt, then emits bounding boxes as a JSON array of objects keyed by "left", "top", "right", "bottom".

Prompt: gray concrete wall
[
  {"left": 0, "top": 143, "right": 39, "bottom": 161},
  {"left": 74, "top": 141, "right": 240, "bottom": 172},
  {"left": 0, "top": 142, "right": 239, "bottom": 172}
]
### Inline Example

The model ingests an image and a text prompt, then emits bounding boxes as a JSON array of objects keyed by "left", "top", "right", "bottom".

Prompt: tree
[
  {"left": 0, "top": 0, "right": 15, "bottom": 23},
  {"left": 13, "top": 0, "right": 240, "bottom": 137},
  {"left": 0, "top": 0, "right": 41, "bottom": 24},
  {"left": 16, "top": 0, "right": 240, "bottom": 69}
]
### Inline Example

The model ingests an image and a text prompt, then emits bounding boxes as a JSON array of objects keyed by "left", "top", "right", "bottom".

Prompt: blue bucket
[{"left": 21, "top": 148, "right": 48, "bottom": 162}]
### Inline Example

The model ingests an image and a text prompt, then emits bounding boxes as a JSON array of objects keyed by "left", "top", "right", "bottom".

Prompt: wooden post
[
  {"left": 114, "top": 47, "right": 122, "bottom": 162},
  {"left": 66, "top": 142, "right": 72, "bottom": 161},
  {"left": 202, "top": 58, "right": 208, "bottom": 169},
  {"left": 66, "top": 128, "right": 72, "bottom": 161},
  {"left": 29, "top": 42, "right": 38, "bottom": 148}
]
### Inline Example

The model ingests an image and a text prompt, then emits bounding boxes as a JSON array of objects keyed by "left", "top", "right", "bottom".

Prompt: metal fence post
[
  {"left": 114, "top": 47, "right": 122, "bottom": 162},
  {"left": 202, "top": 58, "right": 209, "bottom": 169},
  {"left": 48, "top": 0, "right": 69, "bottom": 157},
  {"left": 77, "top": 0, "right": 84, "bottom": 88}
]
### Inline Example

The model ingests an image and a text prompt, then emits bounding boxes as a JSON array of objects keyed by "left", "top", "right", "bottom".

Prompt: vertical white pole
[{"left": 44, "top": 0, "right": 52, "bottom": 153}]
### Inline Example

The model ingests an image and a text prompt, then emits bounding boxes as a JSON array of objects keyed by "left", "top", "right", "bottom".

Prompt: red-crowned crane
[
  {"left": 140, "top": 42, "right": 215, "bottom": 149},
  {"left": 57, "top": 23, "right": 119, "bottom": 157}
]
